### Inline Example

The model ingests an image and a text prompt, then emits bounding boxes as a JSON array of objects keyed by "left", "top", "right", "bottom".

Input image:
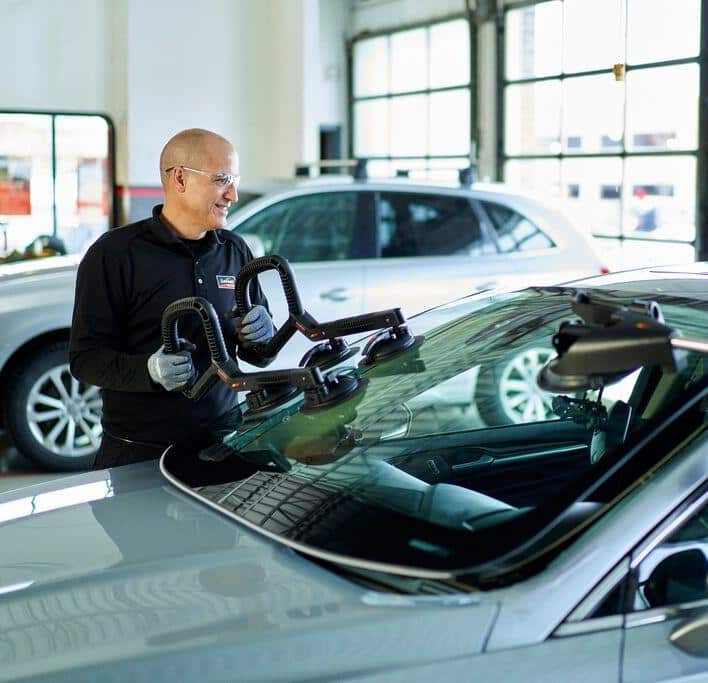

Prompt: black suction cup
[
  {"left": 359, "top": 326, "right": 419, "bottom": 366},
  {"left": 300, "top": 370, "right": 366, "bottom": 414},
  {"left": 243, "top": 383, "right": 302, "bottom": 417},
  {"left": 299, "top": 338, "right": 358, "bottom": 370},
  {"left": 537, "top": 359, "right": 634, "bottom": 393},
  {"left": 198, "top": 441, "right": 239, "bottom": 463}
]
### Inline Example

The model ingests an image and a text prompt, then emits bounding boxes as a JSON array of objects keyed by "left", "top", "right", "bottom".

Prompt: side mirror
[
  {"left": 242, "top": 234, "right": 265, "bottom": 258},
  {"left": 643, "top": 549, "right": 708, "bottom": 608}
]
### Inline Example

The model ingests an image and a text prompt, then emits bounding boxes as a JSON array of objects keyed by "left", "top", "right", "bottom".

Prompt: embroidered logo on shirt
[{"left": 216, "top": 275, "right": 236, "bottom": 289}]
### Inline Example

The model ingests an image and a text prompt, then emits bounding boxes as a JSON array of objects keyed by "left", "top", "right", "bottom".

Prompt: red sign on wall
[{"left": 0, "top": 157, "right": 32, "bottom": 216}]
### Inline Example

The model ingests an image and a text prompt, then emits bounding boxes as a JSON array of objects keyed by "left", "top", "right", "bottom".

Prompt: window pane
[
  {"left": 235, "top": 201, "right": 289, "bottom": 255},
  {"left": 563, "top": 0, "right": 620, "bottom": 73},
  {"left": 627, "top": 0, "right": 701, "bottom": 65},
  {"left": 353, "top": 36, "right": 389, "bottom": 97},
  {"left": 505, "top": 80, "right": 561, "bottom": 155},
  {"left": 483, "top": 201, "right": 555, "bottom": 253},
  {"left": 561, "top": 157, "right": 623, "bottom": 237},
  {"left": 55, "top": 116, "right": 110, "bottom": 256},
  {"left": 0, "top": 114, "right": 53, "bottom": 262},
  {"left": 367, "top": 159, "right": 394, "bottom": 178},
  {"left": 505, "top": 1, "right": 562, "bottom": 80},
  {"left": 389, "top": 158, "right": 429, "bottom": 179},
  {"left": 504, "top": 159, "right": 561, "bottom": 199},
  {"left": 390, "top": 28, "right": 427, "bottom": 94},
  {"left": 238, "top": 194, "right": 358, "bottom": 263},
  {"left": 625, "top": 64, "right": 699, "bottom": 152},
  {"left": 623, "top": 156, "right": 696, "bottom": 242},
  {"left": 388, "top": 158, "right": 470, "bottom": 184},
  {"left": 429, "top": 89, "right": 470, "bottom": 156},
  {"left": 390, "top": 95, "right": 428, "bottom": 157},
  {"left": 280, "top": 194, "right": 358, "bottom": 262},
  {"left": 563, "top": 75, "right": 624, "bottom": 154},
  {"left": 430, "top": 19, "right": 470, "bottom": 88},
  {"left": 424, "top": 157, "right": 471, "bottom": 183},
  {"left": 354, "top": 100, "right": 390, "bottom": 157},
  {"left": 378, "top": 192, "right": 485, "bottom": 257}
]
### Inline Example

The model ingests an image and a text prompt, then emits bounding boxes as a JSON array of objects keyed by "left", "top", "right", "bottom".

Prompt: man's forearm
[{"left": 69, "top": 348, "right": 157, "bottom": 392}]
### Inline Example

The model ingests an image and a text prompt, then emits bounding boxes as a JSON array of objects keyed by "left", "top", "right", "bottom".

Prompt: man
[{"left": 70, "top": 128, "right": 274, "bottom": 469}]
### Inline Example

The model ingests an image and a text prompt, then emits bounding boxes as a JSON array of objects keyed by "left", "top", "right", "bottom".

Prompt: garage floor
[{"left": 0, "top": 433, "right": 66, "bottom": 494}]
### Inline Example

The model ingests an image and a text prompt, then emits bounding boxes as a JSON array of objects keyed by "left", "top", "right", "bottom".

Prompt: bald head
[
  {"left": 159, "top": 128, "right": 239, "bottom": 238},
  {"left": 159, "top": 128, "right": 233, "bottom": 187}
]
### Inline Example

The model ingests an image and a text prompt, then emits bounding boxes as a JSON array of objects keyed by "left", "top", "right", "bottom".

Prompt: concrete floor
[{"left": 0, "top": 432, "right": 67, "bottom": 494}]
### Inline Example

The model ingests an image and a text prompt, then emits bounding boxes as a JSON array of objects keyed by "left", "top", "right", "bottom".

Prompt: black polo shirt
[{"left": 69, "top": 205, "right": 269, "bottom": 446}]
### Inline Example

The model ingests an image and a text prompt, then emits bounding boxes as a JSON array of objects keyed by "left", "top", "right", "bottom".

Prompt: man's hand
[
  {"left": 234, "top": 305, "right": 275, "bottom": 346},
  {"left": 147, "top": 342, "right": 195, "bottom": 391}
]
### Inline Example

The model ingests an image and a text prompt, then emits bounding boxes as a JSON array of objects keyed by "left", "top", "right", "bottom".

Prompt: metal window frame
[
  {"left": 0, "top": 109, "right": 117, "bottom": 233},
  {"left": 347, "top": 13, "right": 478, "bottom": 171},
  {"left": 496, "top": 0, "right": 707, "bottom": 257}
]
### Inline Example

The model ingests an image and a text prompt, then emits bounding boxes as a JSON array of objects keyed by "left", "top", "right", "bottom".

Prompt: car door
[
  {"left": 621, "top": 487, "right": 708, "bottom": 683},
  {"left": 365, "top": 191, "right": 500, "bottom": 317},
  {"left": 232, "top": 190, "right": 374, "bottom": 368}
]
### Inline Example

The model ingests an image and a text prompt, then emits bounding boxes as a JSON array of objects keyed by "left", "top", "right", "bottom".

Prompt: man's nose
[{"left": 224, "top": 183, "right": 237, "bottom": 201}]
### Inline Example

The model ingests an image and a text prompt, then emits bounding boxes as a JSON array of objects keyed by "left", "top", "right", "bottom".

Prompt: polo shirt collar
[{"left": 150, "top": 204, "right": 225, "bottom": 248}]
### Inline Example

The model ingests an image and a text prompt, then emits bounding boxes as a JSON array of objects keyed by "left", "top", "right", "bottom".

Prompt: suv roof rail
[
  {"left": 393, "top": 163, "right": 478, "bottom": 188},
  {"left": 294, "top": 158, "right": 368, "bottom": 180}
]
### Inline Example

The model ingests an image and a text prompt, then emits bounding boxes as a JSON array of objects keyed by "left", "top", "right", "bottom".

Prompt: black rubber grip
[
  {"left": 243, "top": 316, "right": 298, "bottom": 360},
  {"left": 187, "top": 365, "right": 219, "bottom": 400},
  {"left": 234, "top": 255, "right": 303, "bottom": 317},
  {"left": 161, "top": 297, "right": 230, "bottom": 364}
]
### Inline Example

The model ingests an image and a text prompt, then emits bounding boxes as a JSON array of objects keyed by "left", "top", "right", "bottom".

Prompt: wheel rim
[
  {"left": 498, "top": 348, "right": 556, "bottom": 424},
  {"left": 26, "top": 363, "right": 102, "bottom": 457}
]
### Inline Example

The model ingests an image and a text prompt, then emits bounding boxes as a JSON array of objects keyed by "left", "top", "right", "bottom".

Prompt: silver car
[
  {"left": 0, "top": 174, "right": 604, "bottom": 470},
  {"left": 0, "top": 265, "right": 706, "bottom": 682}
]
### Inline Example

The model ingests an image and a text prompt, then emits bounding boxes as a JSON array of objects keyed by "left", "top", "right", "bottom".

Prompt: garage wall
[
  {"left": 1, "top": 0, "right": 351, "bottom": 193},
  {"left": 0, "top": 0, "right": 112, "bottom": 111}
]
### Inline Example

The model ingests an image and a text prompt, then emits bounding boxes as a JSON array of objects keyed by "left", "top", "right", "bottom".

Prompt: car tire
[
  {"left": 475, "top": 346, "right": 556, "bottom": 426},
  {"left": 4, "top": 341, "right": 102, "bottom": 471}
]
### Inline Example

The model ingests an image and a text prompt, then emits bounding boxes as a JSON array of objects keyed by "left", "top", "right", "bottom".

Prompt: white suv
[
  {"left": 0, "top": 167, "right": 605, "bottom": 470},
  {"left": 234, "top": 172, "right": 605, "bottom": 368}
]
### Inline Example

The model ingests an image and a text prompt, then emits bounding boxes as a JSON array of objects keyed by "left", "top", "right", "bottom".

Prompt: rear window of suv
[{"left": 482, "top": 200, "right": 555, "bottom": 253}]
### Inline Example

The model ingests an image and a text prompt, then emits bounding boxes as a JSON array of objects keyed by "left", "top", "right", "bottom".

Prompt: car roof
[
  {"left": 569, "top": 262, "right": 708, "bottom": 295},
  {"left": 242, "top": 175, "right": 526, "bottom": 197}
]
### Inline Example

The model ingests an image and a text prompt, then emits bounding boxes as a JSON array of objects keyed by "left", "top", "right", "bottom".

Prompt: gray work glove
[
  {"left": 147, "top": 340, "right": 196, "bottom": 391},
  {"left": 234, "top": 305, "right": 275, "bottom": 346}
]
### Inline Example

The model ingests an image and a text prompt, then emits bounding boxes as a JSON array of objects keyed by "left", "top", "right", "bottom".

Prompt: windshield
[{"left": 163, "top": 287, "right": 708, "bottom": 581}]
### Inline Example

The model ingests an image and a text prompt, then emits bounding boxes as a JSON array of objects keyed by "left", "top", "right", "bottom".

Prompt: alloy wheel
[
  {"left": 26, "top": 363, "right": 102, "bottom": 457},
  {"left": 497, "top": 348, "right": 556, "bottom": 423}
]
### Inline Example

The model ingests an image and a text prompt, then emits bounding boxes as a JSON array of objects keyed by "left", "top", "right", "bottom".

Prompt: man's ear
[{"left": 172, "top": 166, "right": 187, "bottom": 193}]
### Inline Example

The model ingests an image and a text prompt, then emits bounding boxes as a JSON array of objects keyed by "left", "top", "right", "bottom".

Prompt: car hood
[
  {"left": 0, "top": 462, "right": 496, "bottom": 682},
  {"left": 0, "top": 255, "right": 80, "bottom": 282}
]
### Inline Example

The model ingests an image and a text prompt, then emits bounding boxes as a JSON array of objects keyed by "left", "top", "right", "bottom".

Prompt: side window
[
  {"left": 235, "top": 201, "right": 289, "bottom": 255},
  {"left": 235, "top": 192, "right": 358, "bottom": 263},
  {"left": 482, "top": 201, "right": 556, "bottom": 253},
  {"left": 633, "top": 499, "right": 708, "bottom": 611},
  {"left": 378, "top": 192, "right": 489, "bottom": 258}
]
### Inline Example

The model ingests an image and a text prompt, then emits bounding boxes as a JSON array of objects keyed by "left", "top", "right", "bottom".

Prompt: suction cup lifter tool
[
  {"left": 232, "top": 255, "right": 414, "bottom": 366},
  {"left": 160, "top": 254, "right": 419, "bottom": 413},
  {"left": 537, "top": 291, "right": 708, "bottom": 393}
]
